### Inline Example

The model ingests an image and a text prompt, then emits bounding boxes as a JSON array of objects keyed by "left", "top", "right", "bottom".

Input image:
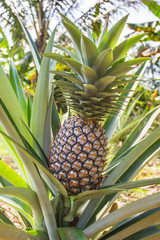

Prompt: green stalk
[
  {"left": 111, "top": 118, "right": 142, "bottom": 141},
  {"left": 14, "top": 149, "right": 60, "bottom": 239},
  {"left": 82, "top": 192, "right": 160, "bottom": 239},
  {"left": 106, "top": 210, "right": 160, "bottom": 240}
]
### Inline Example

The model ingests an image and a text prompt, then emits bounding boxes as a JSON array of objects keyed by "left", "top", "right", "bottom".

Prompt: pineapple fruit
[
  {"left": 49, "top": 116, "right": 107, "bottom": 195},
  {"left": 45, "top": 14, "right": 149, "bottom": 195}
]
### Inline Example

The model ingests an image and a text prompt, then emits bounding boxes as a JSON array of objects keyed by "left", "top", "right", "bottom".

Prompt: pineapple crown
[{"left": 44, "top": 14, "right": 150, "bottom": 121}]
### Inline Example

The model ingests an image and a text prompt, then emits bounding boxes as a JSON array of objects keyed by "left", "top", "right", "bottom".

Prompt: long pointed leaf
[
  {"left": 0, "top": 129, "right": 68, "bottom": 197},
  {"left": 62, "top": 21, "right": 82, "bottom": 57},
  {"left": 81, "top": 34, "right": 99, "bottom": 65},
  {"left": 98, "top": 15, "right": 128, "bottom": 52},
  {"left": 9, "top": 59, "right": 27, "bottom": 118},
  {"left": 102, "top": 208, "right": 160, "bottom": 240},
  {"left": 0, "top": 210, "right": 14, "bottom": 225},
  {"left": 52, "top": 98, "right": 61, "bottom": 139},
  {"left": 112, "top": 105, "right": 160, "bottom": 161},
  {"left": 0, "top": 160, "right": 28, "bottom": 188},
  {"left": 103, "top": 62, "right": 148, "bottom": 141},
  {"left": 0, "top": 195, "right": 34, "bottom": 227},
  {"left": 82, "top": 192, "right": 160, "bottom": 239},
  {"left": 0, "top": 66, "right": 32, "bottom": 144},
  {"left": 58, "top": 227, "right": 87, "bottom": 240},
  {"left": 0, "top": 223, "right": 36, "bottom": 240},
  {"left": 0, "top": 124, "right": 27, "bottom": 181},
  {"left": 0, "top": 187, "right": 43, "bottom": 227},
  {"left": 31, "top": 29, "right": 56, "bottom": 149},
  {"left": 16, "top": 13, "right": 41, "bottom": 72},
  {"left": 75, "top": 178, "right": 160, "bottom": 202},
  {"left": 104, "top": 125, "right": 160, "bottom": 187},
  {"left": 122, "top": 224, "right": 160, "bottom": 240},
  {"left": 113, "top": 34, "right": 145, "bottom": 62}
]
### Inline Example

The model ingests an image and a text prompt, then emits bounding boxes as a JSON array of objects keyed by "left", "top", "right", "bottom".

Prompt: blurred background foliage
[{"left": 0, "top": 0, "right": 160, "bottom": 138}]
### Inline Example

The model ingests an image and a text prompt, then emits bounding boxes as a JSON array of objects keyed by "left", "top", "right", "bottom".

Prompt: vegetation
[{"left": 0, "top": 2, "right": 160, "bottom": 240}]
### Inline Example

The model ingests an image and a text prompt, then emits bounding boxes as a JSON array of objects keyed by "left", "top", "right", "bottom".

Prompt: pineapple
[
  {"left": 45, "top": 14, "right": 148, "bottom": 195},
  {"left": 49, "top": 116, "right": 107, "bottom": 195}
]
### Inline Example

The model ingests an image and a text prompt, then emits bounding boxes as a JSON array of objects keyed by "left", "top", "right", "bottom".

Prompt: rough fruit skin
[{"left": 49, "top": 116, "right": 107, "bottom": 195}]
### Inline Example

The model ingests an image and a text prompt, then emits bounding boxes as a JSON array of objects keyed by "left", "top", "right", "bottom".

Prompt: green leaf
[
  {"left": 43, "top": 94, "right": 53, "bottom": 158},
  {"left": 94, "top": 76, "right": 116, "bottom": 91},
  {"left": 31, "top": 29, "right": 56, "bottom": 149},
  {"left": 0, "top": 195, "right": 34, "bottom": 227},
  {"left": 81, "top": 34, "right": 99, "bottom": 65},
  {"left": 119, "top": 138, "right": 160, "bottom": 183},
  {"left": 58, "top": 227, "right": 87, "bottom": 240},
  {"left": 51, "top": 70, "right": 83, "bottom": 87},
  {"left": 16, "top": 13, "right": 41, "bottom": 72},
  {"left": 0, "top": 66, "right": 32, "bottom": 144},
  {"left": 21, "top": 120, "right": 49, "bottom": 168},
  {"left": 52, "top": 99, "right": 61, "bottom": 139},
  {"left": 26, "top": 229, "right": 48, "bottom": 240},
  {"left": 0, "top": 93, "right": 59, "bottom": 238},
  {"left": 64, "top": 58, "right": 83, "bottom": 76},
  {"left": 98, "top": 15, "right": 128, "bottom": 52},
  {"left": 63, "top": 21, "right": 82, "bottom": 57},
  {"left": 113, "top": 34, "right": 145, "bottom": 62},
  {"left": 83, "top": 84, "right": 98, "bottom": 95},
  {"left": 0, "top": 124, "right": 27, "bottom": 181},
  {"left": 93, "top": 49, "right": 113, "bottom": 77},
  {"left": 122, "top": 224, "right": 160, "bottom": 240},
  {"left": 106, "top": 58, "right": 151, "bottom": 77},
  {"left": 104, "top": 125, "right": 160, "bottom": 187},
  {"left": 9, "top": 59, "right": 27, "bottom": 118},
  {"left": 0, "top": 210, "right": 14, "bottom": 225},
  {"left": 75, "top": 178, "right": 160, "bottom": 202},
  {"left": 0, "top": 129, "right": 68, "bottom": 197},
  {"left": 27, "top": 95, "right": 32, "bottom": 127},
  {"left": 54, "top": 45, "right": 80, "bottom": 62},
  {"left": 102, "top": 208, "right": 160, "bottom": 240},
  {"left": 113, "top": 105, "right": 160, "bottom": 161},
  {"left": 82, "top": 192, "right": 160, "bottom": 239},
  {"left": 142, "top": 0, "right": 160, "bottom": 19},
  {"left": 0, "top": 160, "right": 28, "bottom": 188},
  {"left": 93, "top": 138, "right": 160, "bottom": 226},
  {"left": 0, "top": 187, "right": 42, "bottom": 226},
  {"left": 60, "top": 13, "right": 80, "bottom": 30},
  {"left": 86, "top": 27, "right": 94, "bottom": 42},
  {"left": 97, "top": 23, "right": 108, "bottom": 46},
  {"left": 0, "top": 223, "right": 37, "bottom": 240},
  {"left": 81, "top": 66, "right": 98, "bottom": 84},
  {"left": 103, "top": 62, "right": 148, "bottom": 141},
  {"left": 42, "top": 53, "right": 65, "bottom": 64}
]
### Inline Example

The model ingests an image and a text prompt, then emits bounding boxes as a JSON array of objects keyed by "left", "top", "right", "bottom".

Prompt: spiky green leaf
[
  {"left": 93, "top": 49, "right": 113, "bottom": 77},
  {"left": 95, "top": 76, "right": 116, "bottom": 91},
  {"left": 63, "top": 21, "right": 82, "bottom": 57},
  {"left": 81, "top": 34, "right": 99, "bottom": 65},
  {"left": 81, "top": 66, "right": 98, "bottom": 84},
  {"left": 113, "top": 34, "right": 145, "bottom": 62},
  {"left": 54, "top": 45, "right": 80, "bottom": 62},
  {"left": 0, "top": 223, "right": 37, "bottom": 240},
  {"left": 58, "top": 227, "right": 87, "bottom": 240},
  {"left": 9, "top": 59, "right": 27, "bottom": 118},
  {"left": 31, "top": 29, "right": 56, "bottom": 149},
  {"left": 0, "top": 160, "right": 28, "bottom": 188},
  {"left": 98, "top": 15, "right": 128, "bottom": 52}
]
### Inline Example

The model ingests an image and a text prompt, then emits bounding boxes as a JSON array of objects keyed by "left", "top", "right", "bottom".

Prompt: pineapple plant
[
  {"left": 45, "top": 14, "right": 149, "bottom": 195},
  {"left": 0, "top": 12, "right": 160, "bottom": 240}
]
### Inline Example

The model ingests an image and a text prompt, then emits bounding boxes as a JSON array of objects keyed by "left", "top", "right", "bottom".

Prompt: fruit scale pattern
[{"left": 49, "top": 116, "right": 107, "bottom": 195}]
